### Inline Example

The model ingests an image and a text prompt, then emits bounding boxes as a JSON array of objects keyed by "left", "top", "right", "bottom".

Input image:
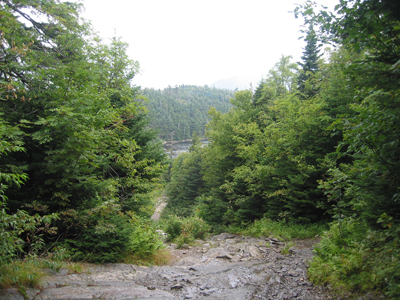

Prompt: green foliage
[
  {"left": 297, "top": 24, "right": 322, "bottom": 98},
  {"left": 0, "top": 246, "right": 82, "bottom": 290},
  {"left": 128, "top": 219, "right": 164, "bottom": 259},
  {"left": 309, "top": 219, "right": 400, "bottom": 298},
  {"left": 163, "top": 216, "right": 210, "bottom": 248},
  {"left": 198, "top": 56, "right": 331, "bottom": 226},
  {"left": 0, "top": 207, "right": 59, "bottom": 265},
  {"left": 0, "top": 259, "right": 45, "bottom": 290},
  {"left": 0, "top": 0, "right": 168, "bottom": 267},
  {"left": 295, "top": 0, "right": 400, "bottom": 65},
  {"left": 164, "top": 216, "right": 183, "bottom": 241},
  {"left": 165, "top": 133, "right": 205, "bottom": 217},
  {"left": 195, "top": 194, "right": 230, "bottom": 229},
  {"left": 143, "top": 85, "right": 234, "bottom": 141},
  {"left": 294, "top": 1, "right": 400, "bottom": 298},
  {"left": 241, "top": 218, "right": 326, "bottom": 241},
  {"left": 66, "top": 206, "right": 164, "bottom": 263},
  {"left": 66, "top": 205, "right": 132, "bottom": 263}
]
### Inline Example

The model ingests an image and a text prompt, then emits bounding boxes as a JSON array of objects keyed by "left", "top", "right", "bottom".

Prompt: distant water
[{"left": 163, "top": 139, "right": 209, "bottom": 158}]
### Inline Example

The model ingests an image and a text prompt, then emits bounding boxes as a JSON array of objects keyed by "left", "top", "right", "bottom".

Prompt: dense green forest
[
  {"left": 142, "top": 85, "right": 234, "bottom": 141},
  {"left": 0, "top": 0, "right": 168, "bottom": 268},
  {"left": 165, "top": 0, "right": 400, "bottom": 297},
  {"left": 1, "top": 0, "right": 400, "bottom": 298}
]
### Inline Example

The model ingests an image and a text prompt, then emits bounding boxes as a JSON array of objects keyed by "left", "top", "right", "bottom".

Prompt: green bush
[
  {"left": 163, "top": 216, "right": 210, "bottom": 247},
  {"left": 68, "top": 222, "right": 130, "bottom": 263},
  {"left": 164, "top": 216, "right": 183, "bottom": 241},
  {"left": 66, "top": 205, "right": 168, "bottom": 263},
  {"left": 241, "top": 218, "right": 326, "bottom": 240},
  {"left": 309, "top": 218, "right": 400, "bottom": 299},
  {"left": 182, "top": 217, "right": 209, "bottom": 240},
  {"left": 129, "top": 221, "right": 164, "bottom": 258},
  {"left": 65, "top": 205, "right": 133, "bottom": 263}
]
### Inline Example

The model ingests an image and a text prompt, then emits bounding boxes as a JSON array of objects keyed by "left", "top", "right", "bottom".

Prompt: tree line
[{"left": 143, "top": 85, "right": 234, "bottom": 141}]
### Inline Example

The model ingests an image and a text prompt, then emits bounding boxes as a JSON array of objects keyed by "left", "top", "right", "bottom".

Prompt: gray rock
[
  {"left": 0, "top": 289, "right": 25, "bottom": 300},
  {"left": 23, "top": 234, "right": 336, "bottom": 300}
]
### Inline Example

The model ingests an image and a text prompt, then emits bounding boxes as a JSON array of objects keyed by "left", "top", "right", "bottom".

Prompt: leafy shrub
[
  {"left": 163, "top": 216, "right": 210, "bottom": 247},
  {"left": 309, "top": 218, "right": 400, "bottom": 299},
  {"left": 66, "top": 204, "right": 168, "bottom": 263},
  {"left": 66, "top": 204, "right": 133, "bottom": 263},
  {"left": 242, "top": 218, "right": 326, "bottom": 240},
  {"left": 124, "top": 248, "right": 171, "bottom": 266},
  {"left": 182, "top": 217, "right": 210, "bottom": 240},
  {"left": 0, "top": 203, "right": 59, "bottom": 265},
  {"left": 164, "top": 216, "right": 183, "bottom": 241},
  {"left": 129, "top": 220, "right": 164, "bottom": 258}
]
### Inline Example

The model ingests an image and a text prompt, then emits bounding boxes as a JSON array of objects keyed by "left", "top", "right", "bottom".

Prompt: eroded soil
[{"left": 1, "top": 233, "right": 334, "bottom": 300}]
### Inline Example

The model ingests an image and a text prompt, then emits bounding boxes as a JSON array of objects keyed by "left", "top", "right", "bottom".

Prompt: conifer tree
[{"left": 298, "top": 24, "right": 321, "bottom": 98}]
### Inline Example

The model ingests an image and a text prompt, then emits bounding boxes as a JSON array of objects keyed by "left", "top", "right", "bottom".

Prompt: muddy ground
[{"left": 1, "top": 233, "right": 335, "bottom": 300}]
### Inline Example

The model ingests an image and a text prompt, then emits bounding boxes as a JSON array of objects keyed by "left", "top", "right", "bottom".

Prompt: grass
[
  {"left": 123, "top": 248, "right": 172, "bottom": 266},
  {"left": 0, "top": 260, "right": 44, "bottom": 290},
  {"left": 280, "top": 241, "right": 296, "bottom": 255},
  {"left": 308, "top": 219, "right": 400, "bottom": 299},
  {"left": 0, "top": 259, "right": 86, "bottom": 291},
  {"left": 239, "top": 218, "right": 327, "bottom": 241}
]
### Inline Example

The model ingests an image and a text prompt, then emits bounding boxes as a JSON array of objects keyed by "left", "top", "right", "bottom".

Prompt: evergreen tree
[
  {"left": 165, "top": 132, "right": 204, "bottom": 217},
  {"left": 142, "top": 85, "right": 234, "bottom": 141},
  {"left": 0, "top": 0, "right": 168, "bottom": 262},
  {"left": 297, "top": 24, "right": 322, "bottom": 98}
]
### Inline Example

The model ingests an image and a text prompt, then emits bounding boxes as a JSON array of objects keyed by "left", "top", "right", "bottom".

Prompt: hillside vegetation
[
  {"left": 164, "top": 1, "right": 400, "bottom": 298},
  {"left": 143, "top": 85, "right": 234, "bottom": 141}
]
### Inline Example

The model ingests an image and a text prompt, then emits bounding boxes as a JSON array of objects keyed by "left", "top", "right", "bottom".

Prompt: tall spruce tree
[{"left": 298, "top": 24, "right": 321, "bottom": 98}]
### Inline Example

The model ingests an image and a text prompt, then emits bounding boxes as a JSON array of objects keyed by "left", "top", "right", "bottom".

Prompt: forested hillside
[
  {"left": 165, "top": 0, "right": 400, "bottom": 298},
  {"left": 142, "top": 85, "right": 234, "bottom": 141}
]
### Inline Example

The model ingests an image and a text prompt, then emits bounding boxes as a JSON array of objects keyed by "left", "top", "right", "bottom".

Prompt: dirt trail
[
  {"left": 150, "top": 197, "right": 168, "bottom": 221},
  {"left": 1, "top": 234, "right": 333, "bottom": 300}
]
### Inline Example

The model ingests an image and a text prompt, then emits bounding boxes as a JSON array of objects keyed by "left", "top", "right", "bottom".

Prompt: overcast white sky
[{"left": 77, "top": 0, "right": 338, "bottom": 90}]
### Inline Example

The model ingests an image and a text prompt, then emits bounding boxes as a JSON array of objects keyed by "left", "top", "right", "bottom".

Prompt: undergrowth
[
  {"left": 308, "top": 218, "right": 400, "bottom": 299},
  {"left": 239, "top": 218, "right": 327, "bottom": 240},
  {"left": 0, "top": 256, "right": 85, "bottom": 291},
  {"left": 163, "top": 216, "right": 211, "bottom": 248},
  {"left": 123, "top": 248, "right": 171, "bottom": 266}
]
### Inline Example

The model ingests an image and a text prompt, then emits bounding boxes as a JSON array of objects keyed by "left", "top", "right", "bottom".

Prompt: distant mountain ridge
[
  {"left": 142, "top": 85, "right": 234, "bottom": 141},
  {"left": 211, "top": 76, "right": 255, "bottom": 91}
]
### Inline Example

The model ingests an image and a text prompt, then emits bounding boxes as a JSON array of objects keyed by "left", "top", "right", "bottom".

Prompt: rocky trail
[{"left": 2, "top": 233, "right": 333, "bottom": 300}]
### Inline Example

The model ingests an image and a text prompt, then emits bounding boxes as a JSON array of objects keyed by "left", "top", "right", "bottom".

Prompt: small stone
[
  {"left": 216, "top": 254, "right": 232, "bottom": 259},
  {"left": 147, "top": 286, "right": 156, "bottom": 290},
  {"left": 288, "top": 271, "right": 300, "bottom": 277},
  {"left": 171, "top": 284, "right": 184, "bottom": 290}
]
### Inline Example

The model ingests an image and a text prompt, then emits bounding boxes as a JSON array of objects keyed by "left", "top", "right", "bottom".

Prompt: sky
[{"left": 76, "top": 0, "right": 338, "bottom": 90}]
